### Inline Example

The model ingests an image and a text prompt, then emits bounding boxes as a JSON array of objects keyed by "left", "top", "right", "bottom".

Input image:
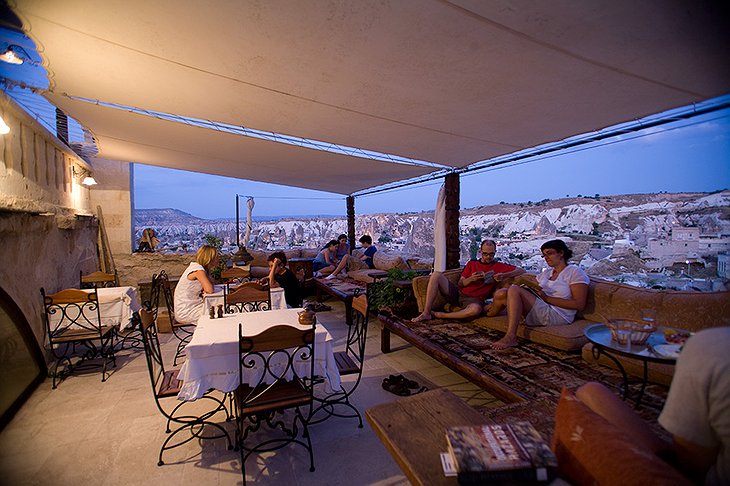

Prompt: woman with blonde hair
[{"left": 173, "top": 244, "right": 220, "bottom": 324}]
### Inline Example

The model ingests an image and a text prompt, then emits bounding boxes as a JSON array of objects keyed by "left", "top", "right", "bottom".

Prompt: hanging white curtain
[
  {"left": 433, "top": 184, "right": 447, "bottom": 272},
  {"left": 244, "top": 197, "right": 255, "bottom": 246}
]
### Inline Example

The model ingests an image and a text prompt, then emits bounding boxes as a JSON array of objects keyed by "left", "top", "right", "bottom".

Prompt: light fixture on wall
[
  {"left": 72, "top": 165, "right": 98, "bottom": 186},
  {"left": 0, "top": 45, "right": 31, "bottom": 65},
  {"left": 0, "top": 115, "right": 9, "bottom": 134}
]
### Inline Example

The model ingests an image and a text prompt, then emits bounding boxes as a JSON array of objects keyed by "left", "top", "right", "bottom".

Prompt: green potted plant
[{"left": 369, "top": 267, "right": 419, "bottom": 316}]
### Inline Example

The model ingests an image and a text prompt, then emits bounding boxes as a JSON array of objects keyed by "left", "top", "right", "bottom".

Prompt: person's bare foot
[
  {"left": 491, "top": 336, "right": 518, "bottom": 349},
  {"left": 484, "top": 304, "right": 502, "bottom": 317},
  {"left": 411, "top": 312, "right": 433, "bottom": 322}
]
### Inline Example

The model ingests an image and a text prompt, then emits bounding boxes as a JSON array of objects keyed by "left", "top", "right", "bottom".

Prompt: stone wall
[
  {"left": 0, "top": 93, "right": 98, "bottom": 353},
  {"left": 89, "top": 157, "right": 133, "bottom": 255},
  {"left": 0, "top": 212, "right": 98, "bottom": 346},
  {"left": 0, "top": 93, "right": 93, "bottom": 218},
  {"left": 114, "top": 252, "right": 195, "bottom": 287}
]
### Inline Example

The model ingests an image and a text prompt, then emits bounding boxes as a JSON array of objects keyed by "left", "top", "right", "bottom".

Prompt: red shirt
[{"left": 460, "top": 260, "right": 516, "bottom": 300}]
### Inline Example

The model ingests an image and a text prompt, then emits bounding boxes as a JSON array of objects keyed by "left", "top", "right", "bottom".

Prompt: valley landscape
[{"left": 135, "top": 190, "right": 730, "bottom": 290}]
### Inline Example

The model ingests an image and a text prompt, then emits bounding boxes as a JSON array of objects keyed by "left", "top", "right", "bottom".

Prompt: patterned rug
[{"left": 382, "top": 311, "right": 670, "bottom": 441}]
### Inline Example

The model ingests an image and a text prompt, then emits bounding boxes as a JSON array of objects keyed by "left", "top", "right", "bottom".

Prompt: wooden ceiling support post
[
  {"left": 444, "top": 173, "right": 460, "bottom": 270},
  {"left": 346, "top": 196, "right": 356, "bottom": 255}
]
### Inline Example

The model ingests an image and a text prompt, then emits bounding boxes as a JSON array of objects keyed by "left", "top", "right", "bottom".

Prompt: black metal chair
[
  {"left": 41, "top": 287, "right": 117, "bottom": 389},
  {"left": 138, "top": 308, "right": 232, "bottom": 466},
  {"left": 235, "top": 323, "right": 316, "bottom": 484},
  {"left": 150, "top": 270, "right": 195, "bottom": 366},
  {"left": 221, "top": 266, "right": 250, "bottom": 285},
  {"left": 309, "top": 287, "right": 369, "bottom": 427},
  {"left": 80, "top": 270, "right": 119, "bottom": 289},
  {"left": 225, "top": 282, "right": 271, "bottom": 314}
]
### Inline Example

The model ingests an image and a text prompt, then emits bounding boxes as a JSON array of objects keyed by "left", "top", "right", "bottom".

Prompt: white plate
[{"left": 654, "top": 344, "right": 682, "bottom": 359}]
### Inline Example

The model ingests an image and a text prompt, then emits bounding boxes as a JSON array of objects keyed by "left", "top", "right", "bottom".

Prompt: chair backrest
[
  {"left": 138, "top": 308, "right": 166, "bottom": 397},
  {"left": 238, "top": 323, "right": 315, "bottom": 399},
  {"left": 80, "top": 270, "right": 119, "bottom": 289},
  {"left": 346, "top": 288, "right": 370, "bottom": 368},
  {"left": 41, "top": 287, "right": 104, "bottom": 343},
  {"left": 225, "top": 282, "right": 271, "bottom": 313},
  {"left": 221, "top": 266, "right": 250, "bottom": 285},
  {"left": 148, "top": 270, "right": 177, "bottom": 326}
]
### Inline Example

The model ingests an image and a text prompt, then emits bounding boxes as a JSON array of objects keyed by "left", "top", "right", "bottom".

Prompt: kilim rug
[{"left": 382, "top": 311, "right": 671, "bottom": 442}]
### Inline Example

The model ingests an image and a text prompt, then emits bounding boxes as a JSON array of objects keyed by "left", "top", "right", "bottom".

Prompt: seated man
[
  {"left": 576, "top": 327, "right": 730, "bottom": 485},
  {"left": 412, "top": 240, "right": 524, "bottom": 322},
  {"left": 259, "top": 251, "right": 302, "bottom": 308},
  {"left": 358, "top": 234, "right": 377, "bottom": 269}
]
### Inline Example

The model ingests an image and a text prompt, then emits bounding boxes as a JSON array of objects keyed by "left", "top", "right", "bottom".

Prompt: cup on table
[{"left": 641, "top": 308, "right": 657, "bottom": 326}]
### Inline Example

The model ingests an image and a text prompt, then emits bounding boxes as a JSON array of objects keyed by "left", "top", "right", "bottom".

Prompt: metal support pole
[
  {"left": 444, "top": 173, "right": 460, "bottom": 270},
  {"left": 346, "top": 196, "right": 355, "bottom": 254},
  {"left": 235, "top": 194, "right": 240, "bottom": 248}
]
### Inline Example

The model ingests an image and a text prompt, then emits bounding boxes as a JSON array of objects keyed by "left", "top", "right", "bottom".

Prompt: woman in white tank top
[{"left": 173, "top": 245, "right": 219, "bottom": 324}]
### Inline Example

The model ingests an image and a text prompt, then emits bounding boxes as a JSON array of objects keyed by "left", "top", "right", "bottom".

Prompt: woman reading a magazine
[{"left": 489, "top": 239, "right": 589, "bottom": 350}]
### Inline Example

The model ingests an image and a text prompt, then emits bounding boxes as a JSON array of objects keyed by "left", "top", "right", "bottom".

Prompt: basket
[{"left": 606, "top": 319, "right": 657, "bottom": 345}]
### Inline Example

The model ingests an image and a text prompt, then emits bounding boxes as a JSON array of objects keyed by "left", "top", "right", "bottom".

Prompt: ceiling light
[{"left": 81, "top": 176, "right": 98, "bottom": 186}]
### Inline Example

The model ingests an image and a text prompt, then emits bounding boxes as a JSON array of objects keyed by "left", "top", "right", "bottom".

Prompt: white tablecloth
[
  {"left": 48, "top": 286, "right": 141, "bottom": 330},
  {"left": 177, "top": 308, "right": 341, "bottom": 401},
  {"left": 203, "top": 285, "right": 286, "bottom": 313}
]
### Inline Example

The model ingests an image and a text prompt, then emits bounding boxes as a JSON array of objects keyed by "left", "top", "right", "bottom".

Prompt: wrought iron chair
[
  {"left": 80, "top": 270, "right": 119, "bottom": 289},
  {"left": 151, "top": 270, "right": 195, "bottom": 366},
  {"left": 235, "top": 323, "right": 316, "bottom": 484},
  {"left": 81, "top": 270, "right": 143, "bottom": 351},
  {"left": 225, "top": 282, "right": 271, "bottom": 314},
  {"left": 221, "top": 266, "right": 250, "bottom": 285},
  {"left": 309, "top": 288, "right": 369, "bottom": 427},
  {"left": 40, "top": 287, "right": 117, "bottom": 389},
  {"left": 138, "top": 309, "right": 232, "bottom": 466}
]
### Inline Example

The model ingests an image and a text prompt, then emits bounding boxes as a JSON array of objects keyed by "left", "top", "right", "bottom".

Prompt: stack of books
[{"left": 443, "top": 421, "right": 557, "bottom": 484}]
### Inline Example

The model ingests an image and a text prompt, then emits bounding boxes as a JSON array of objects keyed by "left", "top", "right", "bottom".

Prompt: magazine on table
[{"left": 444, "top": 421, "right": 557, "bottom": 484}]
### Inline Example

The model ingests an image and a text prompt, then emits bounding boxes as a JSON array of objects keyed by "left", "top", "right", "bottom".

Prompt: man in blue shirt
[{"left": 359, "top": 235, "right": 377, "bottom": 269}]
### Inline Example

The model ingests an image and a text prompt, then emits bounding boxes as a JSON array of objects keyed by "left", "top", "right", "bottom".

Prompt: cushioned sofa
[{"left": 411, "top": 269, "right": 730, "bottom": 383}]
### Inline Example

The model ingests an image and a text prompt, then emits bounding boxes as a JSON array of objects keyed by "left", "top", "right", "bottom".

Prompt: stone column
[{"left": 444, "top": 173, "right": 460, "bottom": 269}]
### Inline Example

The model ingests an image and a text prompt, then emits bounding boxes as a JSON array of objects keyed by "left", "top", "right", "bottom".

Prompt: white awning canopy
[{"left": 12, "top": 0, "right": 730, "bottom": 194}]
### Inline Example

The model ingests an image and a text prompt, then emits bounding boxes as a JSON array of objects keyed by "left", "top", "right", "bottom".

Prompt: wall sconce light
[
  {"left": 0, "top": 45, "right": 31, "bottom": 65},
  {"left": 0, "top": 115, "right": 9, "bottom": 134},
  {"left": 72, "top": 166, "right": 98, "bottom": 186}
]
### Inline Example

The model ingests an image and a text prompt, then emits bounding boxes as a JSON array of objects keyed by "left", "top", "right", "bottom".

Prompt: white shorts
[{"left": 525, "top": 298, "right": 571, "bottom": 327}]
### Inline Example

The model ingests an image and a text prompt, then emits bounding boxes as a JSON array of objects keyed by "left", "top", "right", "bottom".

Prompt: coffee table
[
  {"left": 314, "top": 278, "right": 367, "bottom": 326},
  {"left": 366, "top": 388, "right": 488, "bottom": 486},
  {"left": 584, "top": 323, "right": 678, "bottom": 406}
]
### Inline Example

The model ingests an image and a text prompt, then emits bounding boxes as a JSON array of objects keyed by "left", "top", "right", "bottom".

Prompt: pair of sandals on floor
[{"left": 381, "top": 374, "right": 428, "bottom": 396}]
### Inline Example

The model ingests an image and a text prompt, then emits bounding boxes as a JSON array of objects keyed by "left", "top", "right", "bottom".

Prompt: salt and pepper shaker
[
  {"left": 209, "top": 305, "right": 215, "bottom": 319},
  {"left": 217, "top": 304, "right": 224, "bottom": 318}
]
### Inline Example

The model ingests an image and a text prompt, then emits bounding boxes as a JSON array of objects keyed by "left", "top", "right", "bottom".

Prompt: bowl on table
[{"left": 606, "top": 319, "right": 657, "bottom": 345}]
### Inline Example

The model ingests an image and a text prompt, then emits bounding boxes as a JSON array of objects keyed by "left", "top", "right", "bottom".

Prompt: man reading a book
[{"left": 412, "top": 240, "right": 525, "bottom": 322}]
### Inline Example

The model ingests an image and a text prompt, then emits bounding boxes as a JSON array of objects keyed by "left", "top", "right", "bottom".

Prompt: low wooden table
[
  {"left": 314, "top": 278, "right": 367, "bottom": 326},
  {"left": 366, "top": 388, "right": 488, "bottom": 486}
]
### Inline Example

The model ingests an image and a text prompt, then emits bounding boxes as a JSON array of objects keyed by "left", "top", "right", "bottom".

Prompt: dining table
[
  {"left": 177, "top": 308, "right": 342, "bottom": 401},
  {"left": 47, "top": 285, "right": 141, "bottom": 331}
]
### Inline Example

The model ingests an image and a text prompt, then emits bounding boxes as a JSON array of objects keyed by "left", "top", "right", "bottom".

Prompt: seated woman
[
  {"left": 259, "top": 251, "right": 302, "bottom": 308},
  {"left": 312, "top": 239, "right": 349, "bottom": 279},
  {"left": 173, "top": 244, "right": 219, "bottom": 324},
  {"left": 489, "top": 239, "right": 589, "bottom": 349}
]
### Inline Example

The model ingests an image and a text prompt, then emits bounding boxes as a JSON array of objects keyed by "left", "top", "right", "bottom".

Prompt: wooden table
[
  {"left": 314, "top": 278, "right": 367, "bottom": 326},
  {"left": 365, "top": 388, "right": 488, "bottom": 486}
]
